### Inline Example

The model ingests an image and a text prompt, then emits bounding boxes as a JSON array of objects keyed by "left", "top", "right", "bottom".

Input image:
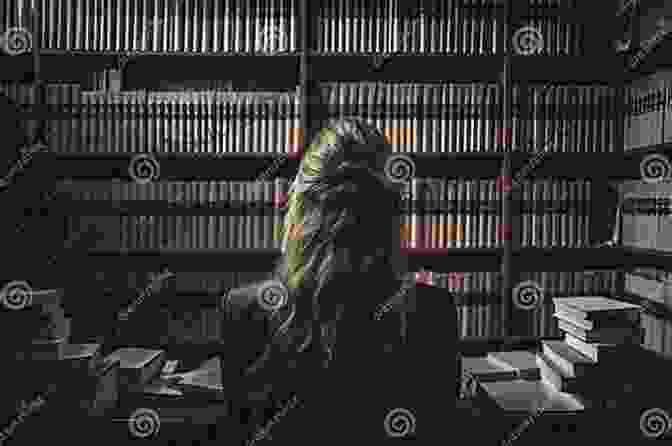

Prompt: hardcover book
[
  {"left": 105, "top": 348, "right": 166, "bottom": 389},
  {"left": 486, "top": 351, "right": 541, "bottom": 381},
  {"left": 541, "top": 340, "right": 596, "bottom": 377},
  {"left": 553, "top": 310, "right": 637, "bottom": 331},
  {"left": 564, "top": 333, "right": 642, "bottom": 363},
  {"left": 557, "top": 318, "right": 643, "bottom": 344},
  {"left": 553, "top": 297, "right": 642, "bottom": 325}
]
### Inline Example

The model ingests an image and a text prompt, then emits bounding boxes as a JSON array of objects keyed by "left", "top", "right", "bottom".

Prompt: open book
[{"left": 162, "top": 356, "right": 223, "bottom": 392}]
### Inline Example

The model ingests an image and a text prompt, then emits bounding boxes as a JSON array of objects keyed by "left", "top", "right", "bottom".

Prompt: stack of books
[
  {"left": 105, "top": 347, "right": 167, "bottom": 392},
  {"left": 538, "top": 297, "right": 644, "bottom": 403},
  {"left": 5, "top": 289, "right": 71, "bottom": 361}
]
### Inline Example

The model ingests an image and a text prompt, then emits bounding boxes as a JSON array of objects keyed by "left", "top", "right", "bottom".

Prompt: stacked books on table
[
  {"left": 3, "top": 289, "right": 70, "bottom": 361},
  {"left": 461, "top": 351, "right": 541, "bottom": 385},
  {"left": 537, "top": 297, "right": 644, "bottom": 403},
  {"left": 463, "top": 350, "right": 587, "bottom": 441},
  {"left": 105, "top": 347, "right": 167, "bottom": 391}
]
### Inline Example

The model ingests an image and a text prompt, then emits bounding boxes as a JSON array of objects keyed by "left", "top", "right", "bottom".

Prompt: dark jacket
[{"left": 221, "top": 276, "right": 459, "bottom": 444}]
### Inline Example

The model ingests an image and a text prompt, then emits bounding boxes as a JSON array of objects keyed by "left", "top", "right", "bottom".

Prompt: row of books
[
  {"left": 415, "top": 178, "right": 594, "bottom": 248},
  {"left": 315, "top": 0, "right": 584, "bottom": 55},
  {"left": 433, "top": 270, "right": 619, "bottom": 339},
  {"left": 321, "top": 83, "right": 620, "bottom": 153},
  {"left": 620, "top": 195, "right": 672, "bottom": 252},
  {"left": 624, "top": 70, "right": 672, "bottom": 151},
  {"left": 54, "top": 178, "right": 596, "bottom": 249},
  {"left": 2, "top": 0, "right": 299, "bottom": 53},
  {"left": 625, "top": 267, "right": 672, "bottom": 356},
  {"left": 3, "top": 81, "right": 620, "bottom": 154},
  {"left": 89, "top": 69, "right": 236, "bottom": 94},
  {"left": 1, "top": 0, "right": 586, "bottom": 55},
  {"left": 537, "top": 297, "right": 643, "bottom": 403},
  {"left": 161, "top": 306, "right": 225, "bottom": 344}
]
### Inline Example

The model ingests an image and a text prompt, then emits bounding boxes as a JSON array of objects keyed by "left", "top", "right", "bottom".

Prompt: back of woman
[{"left": 220, "top": 118, "right": 459, "bottom": 444}]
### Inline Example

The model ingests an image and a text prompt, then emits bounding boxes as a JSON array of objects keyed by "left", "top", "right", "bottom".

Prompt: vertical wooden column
[
  {"left": 31, "top": 1, "right": 45, "bottom": 144},
  {"left": 501, "top": 0, "right": 515, "bottom": 338},
  {"left": 298, "top": 0, "right": 317, "bottom": 155},
  {"left": 615, "top": 76, "right": 627, "bottom": 298}
]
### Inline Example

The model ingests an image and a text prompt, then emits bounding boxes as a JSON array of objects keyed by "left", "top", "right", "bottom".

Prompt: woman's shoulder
[{"left": 222, "top": 280, "right": 295, "bottom": 335}]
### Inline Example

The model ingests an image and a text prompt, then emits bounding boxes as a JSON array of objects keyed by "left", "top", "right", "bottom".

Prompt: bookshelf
[
  {"left": 0, "top": 53, "right": 623, "bottom": 84},
  {"left": 614, "top": 0, "right": 672, "bottom": 363},
  {"left": 82, "top": 247, "right": 636, "bottom": 273},
  {"left": 29, "top": 148, "right": 672, "bottom": 181},
  {"left": 6, "top": 0, "right": 647, "bottom": 342}
]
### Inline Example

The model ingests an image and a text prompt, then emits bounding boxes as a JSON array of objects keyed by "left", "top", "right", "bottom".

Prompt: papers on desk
[
  {"left": 143, "top": 381, "right": 184, "bottom": 397},
  {"left": 162, "top": 357, "right": 223, "bottom": 392}
]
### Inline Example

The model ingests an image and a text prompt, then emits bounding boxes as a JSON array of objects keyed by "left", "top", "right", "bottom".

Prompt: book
[
  {"left": 62, "top": 342, "right": 102, "bottom": 370},
  {"left": 553, "top": 296, "right": 642, "bottom": 325},
  {"left": 553, "top": 310, "right": 631, "bottom": 332},
  {"left": 105, "top": 347, "right": 166, "bottom": 389},
  {"left": 474, "top": 379, "right": 587, "bottom": 415},
  {"left": 141, "top": 379, "right": 184, "bottom": 397},
  {"left": 564, "top": 333, "right": 642, "bottom": 363},
  {"left": 461, "top": 356, "right": 519, "bottom": 382},
  {"left": 15, "top": 336, "right": 69, "bottom": 362},
  {"left": 557, "top": 317, "right": 644, "bottom": 344},
  {"left": 486, "top": 351, "right": 541, "bottom": 381},
  {"left": 536, "top": 353, "right": 580, "bottom": 394},
  {"left": 541, "top": 340, "right": 595, "bottom": 377},
  {"left": 163, "top": 356, "right": 224, "bottom": 393},
  {"left": 87, "top": 357, "right": 120, "bottom": 417}
]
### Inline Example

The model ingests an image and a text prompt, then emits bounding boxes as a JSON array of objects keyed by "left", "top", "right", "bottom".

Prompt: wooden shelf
[
  {"left": 47, "top": 197, "right": 594, "bottom": 216},
  {"left": 84, "top": 248, "right": 501, "bottom": 272},
  {"left": 621, "top": 291, "right": 672, "bottom": 322},
  {"left": 78, "top": 247, "right": 651, "bottom": 272},
  {"left": 39, "top": 149, "right": 672, "bottom": 181},
  {"left": 311, "top": 54, "right": 620, "bottom": 84},
  {"left": 0, "top": 52, "right": 620, "bottom": 84},
  {"left": 621, "top": 247, "right": 672, "bottom": 271},
  {"left": 459, "top": 335, "right": 563, "bottom": 356},
  {"left": 0, "top": 52, "right": 301, "bottom": 83},
  {"left": 44, "top": 153, "right": 503, "bottom": 180},
  {"left": 512, "top": 247, "right": 626, "bottom": 271},
  {"left": 623, "top": 31, "right": 672, "bottom": 81}
]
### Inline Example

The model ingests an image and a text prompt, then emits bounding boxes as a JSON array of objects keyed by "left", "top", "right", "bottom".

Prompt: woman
[{"left": 220, "top": 118, "right": 459, "bottom": 444}]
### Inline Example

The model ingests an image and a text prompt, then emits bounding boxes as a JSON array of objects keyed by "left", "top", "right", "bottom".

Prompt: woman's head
[{"left": 275, "top": 118, "right": 407, "bottom": 311}]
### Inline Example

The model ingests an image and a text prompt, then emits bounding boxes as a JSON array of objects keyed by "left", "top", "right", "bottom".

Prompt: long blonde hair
[{"left": 272, "top": 117, "right": 406, "bottom": 324}]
